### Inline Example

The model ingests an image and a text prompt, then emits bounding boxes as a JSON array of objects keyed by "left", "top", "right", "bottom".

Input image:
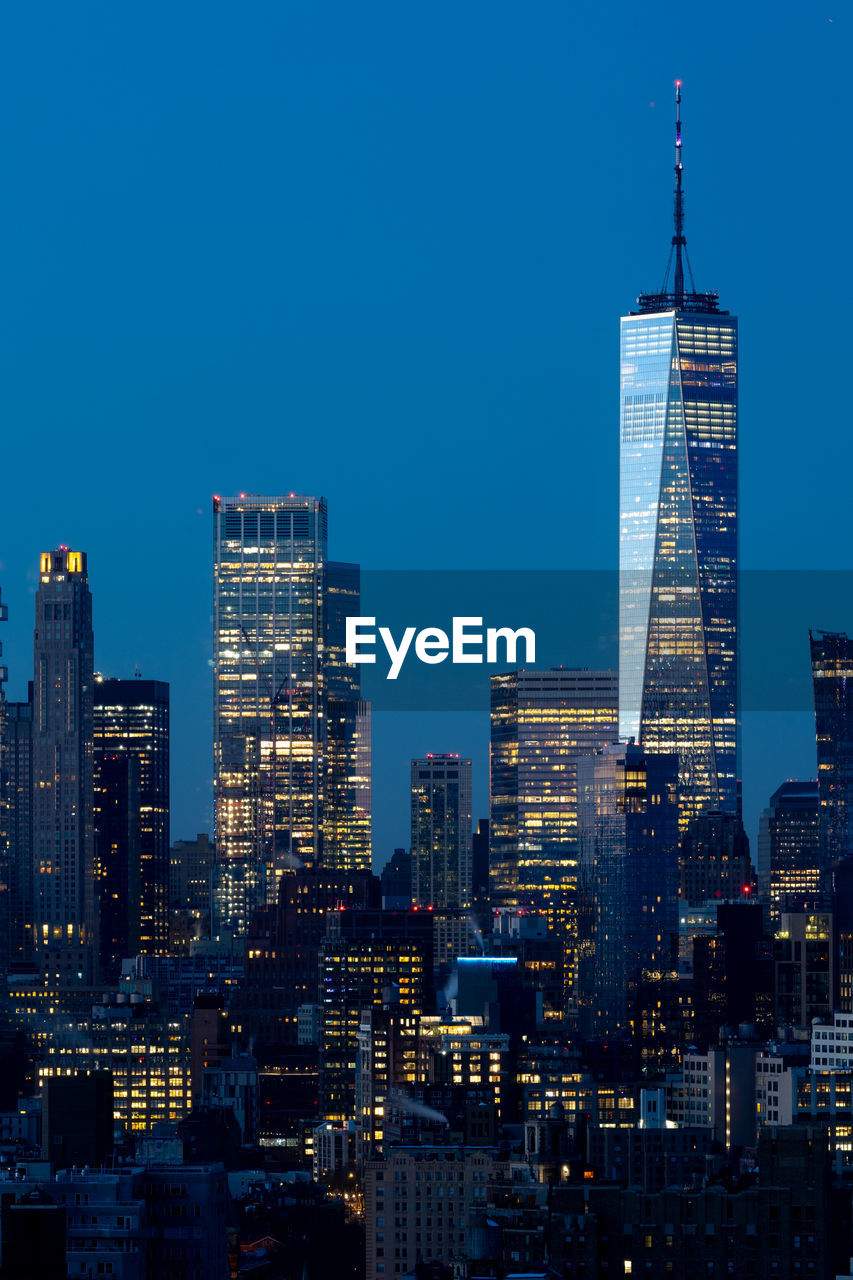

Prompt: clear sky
[{"left": 0, "top": 1, "right": 848, "bottom": 865}]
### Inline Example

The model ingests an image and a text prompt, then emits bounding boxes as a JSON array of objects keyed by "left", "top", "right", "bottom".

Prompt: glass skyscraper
[
  {"left": 577, "top": 742, "right": 680, "bottom": 1039},
  {"left": 213, "top": 494, "right": 327, "bottom": 928},
  {"left": 93, "top": 675, "right": 170, "bottom": 970},
  {"left": 619, "top": 87, "right": 738, "bottom": 826}
]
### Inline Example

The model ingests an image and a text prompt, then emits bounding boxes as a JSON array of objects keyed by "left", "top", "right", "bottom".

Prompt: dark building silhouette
[
  {"left": 381, "top": 848, "right": 412, "bottom": 910},
  {"left": 0, "top": 1188, "right": 66, "bottom": 1280},
  {"left": 2, "top": 692, "right": 33, "bottom": 971},
  {"left": 471, "top": 818, "right": 490, "bottom": 921},
  {"left": 94, "top": 676, "right": 170, "bottom": 972},
  {"left": 811, "top": 629, "right": 853, "bottom": 862},
  {"left": 692, "top": 902, "right": 774, "bottom": 1046},
  {"left": 42, "top": 1071, "right": 114, "bottom": 1169},
  {"left": 679, "top": 809, "right": 755, "bottom": 906}
]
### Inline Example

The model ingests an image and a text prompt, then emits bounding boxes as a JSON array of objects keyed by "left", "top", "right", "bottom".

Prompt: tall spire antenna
[{"left": 673, "top": 80, "right": 685, "bottom": 306}]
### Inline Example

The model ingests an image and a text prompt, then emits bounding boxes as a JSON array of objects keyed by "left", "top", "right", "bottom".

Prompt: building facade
[
  {"left": 94, "top": 676, "right": 170, "bottom": 970},
  {"left": 32, "top": 548, "right": 97, "bottom": 983},
  {"left": 757, "top": 779, "right": 821, "bottom": 918},
  {"left": 810, "top": 629, "right": 853, "bottom": 862},
  {"left": 213, "top": 494, "right": 327, "bottom": 928},
  {"left": 577, "top": 742, "right": 680, "bottom": 1039}
]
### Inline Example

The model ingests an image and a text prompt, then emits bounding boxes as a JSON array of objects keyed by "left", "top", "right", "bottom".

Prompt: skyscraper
[
  {"left": 757, "top": 780, "right": 821, "bottom": 919},
  {"left": 322, "top": 560, "right": 372, "bottom": 873},
  {"left": 0, "top": 586, "right": 8, "bottom": 974},
  {"left": 411, "top": 754, "right": 473, "bottom": 971},
  {"left": 577, "top": 742, "right": 679, "bottom": 1040},
  {"left": 93, "top": 676, "right": 170, "bottom": 972},
  {"left": 213, "top": 494, "right": 327, "bottom": 929},
  {"left": 4, "top": 694, "right": 33, "bottom": 969},
  {"left": 618, "top": 85, "right": 738, "bottom": 826},
  {"left": 32, "top": 548, "right": 96, "bottom": 982},
  {"left": 490, "top": 669, "right": 619, "bottom": 910},
  {"left": 810, "top": 630, "right": 853, "bottom": 862},
  {"left": 411, "top": 754, "right": 472, "bottom": 911},
  {"left": 489, "top": 668, "right": 618, "bottom": 1009}
]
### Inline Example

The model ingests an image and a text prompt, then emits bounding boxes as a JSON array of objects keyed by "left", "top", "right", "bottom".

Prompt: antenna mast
[{"left": 673, "top": 80, "right": 685, "bottom": 306}]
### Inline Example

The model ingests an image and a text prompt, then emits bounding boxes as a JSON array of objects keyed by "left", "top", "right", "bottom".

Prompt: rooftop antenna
[{"left": 673, "top": 80, "right": 685, "bottom": 305}]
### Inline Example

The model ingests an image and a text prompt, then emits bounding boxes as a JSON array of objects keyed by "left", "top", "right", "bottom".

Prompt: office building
[
  {"left": 319, "top": 907, "right": 434, "bottom": 1124},
  {"left": 810, "top": 629, "right": 853, "bottom": 861},
  {"left": 213, "top": 494, "right": 327, "bottom": 925},
  {"left": 3, "top": 693, "right": 33, "bottom": 970},
  {"left": 324, "top": 696, "right": 372, "bottom": 874},
  {"left": 489, "top": 669, "right": 618, "bottom": 911},
  {"left": 411, "top": 755, "right": 472, "bottom": 910},
  {"left": 758, "top": 779, "right": 821, "bottom": 917},
  {"left": 619, "top": 87, "right": 738, "bottom": 824},
  {"left": 577, "top": 742, "right": 679, "bottom": 1039},
  {"left": 679, "top": 809, "right": 755, "bottom": 906},
  {"left": 94, "top": 676, "right": 170, "bottom": 971},
  {"left": 32, "top": 548, "right": 97, "bottom": 983},
  {"left": 411, "top": 754, "right": 473, "bottom": 970}
]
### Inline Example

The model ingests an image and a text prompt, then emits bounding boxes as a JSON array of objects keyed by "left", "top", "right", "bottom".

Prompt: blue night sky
[{"left": 0, "top": 2, "right": 848, "bottom": 866}]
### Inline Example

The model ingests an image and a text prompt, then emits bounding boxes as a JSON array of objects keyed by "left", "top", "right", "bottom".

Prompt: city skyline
[{"left": 0, "top": 8, "right": 848, "bottom": 864}]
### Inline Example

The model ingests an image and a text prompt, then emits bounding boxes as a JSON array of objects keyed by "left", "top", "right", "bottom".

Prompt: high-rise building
[
  {"left": 411, "top": 754, "right": 473, "bottom": 970},
  {"left": 757, "top": 780, "right": 821, "bottom": 918},
  {"left": 490, "top": 669, "right": 618, "bottom": 907},
  {"left": 490, "top": 668, "right": 618, "bottom": 1009},
  {"left": 94, "top": 676, "right": 170, "bottom": 972},
  {"left": 322, "top": 561, "right": 372, "bottom": 874},
  {"left": 213, "top": 494, "right": 327, "bottom": 927},
  {"left": 324, "top": 697, "right": 372, "bottom": 874},
  {"left": 577, "top": 742, "right": 679, "bottom": 1040},
  {"left": 0, "top": 587, "right": 8, "bottom": 975},
  {"left": 32, "top": 548, "right": 96, "bottom": 983},
  {"left": 810, "top": 630, "right": 853, "bottom": 862},
  {"left": 618, "top": 86, "right": 738, "bottom": 826},
  {"left": 4, "top": 694, "right": 33, "bottom": 969},
  {"left": 319, "top": 907, "right": 435, "bottom": 1123},
  {"left": 411, "top": 755, "right": 472, "bottom": 910}
]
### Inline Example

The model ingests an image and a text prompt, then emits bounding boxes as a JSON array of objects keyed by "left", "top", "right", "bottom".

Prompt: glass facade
[
  {"left": 619, "top": 309, "right": 738, "bottom": 826},
  {"left": 93, "top": 677, "right": 170, "bottom": 968},
  {"left": 490, "top": 670, "right": 619, "bottom": 908},
  {"left": 411, "top": 755, "right": 472, "bottom": 911},
  {"left": 213, "top": 494, "right": 327, "bottom": 924},
  {"left": 577, "top": 742, "right": 679, "bottom": 1039}
]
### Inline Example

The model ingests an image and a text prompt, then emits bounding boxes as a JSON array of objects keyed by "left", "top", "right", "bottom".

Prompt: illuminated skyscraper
[
  {"left": 810, "top": 630, "right": 853, "bottom": 862},
  {"left": 322, "top": 561, "right": 372, "bottom": 873},
  {"left": 213, "top": 494, "right": 327, "bottom": 929},
  {"left": 490, "top": 669, "right": 618, "bottom": 909},
  {"left": 618, "top": 85, "right": 738, "bottom": 825},
  {"left": 94, "top": 676, "right": 170, "bottom": 972},
  {"left": 757, "top": 780, "right": 821, "bottom": 919},
  {"left": 32, "top": 548, "right": 96, "bottom": 982}
]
